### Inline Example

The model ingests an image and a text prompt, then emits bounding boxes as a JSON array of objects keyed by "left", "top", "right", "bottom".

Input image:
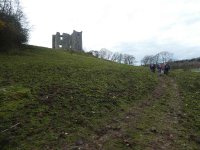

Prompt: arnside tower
[{"left": 52, "top": 30, "right": 82, "bottom": 51}]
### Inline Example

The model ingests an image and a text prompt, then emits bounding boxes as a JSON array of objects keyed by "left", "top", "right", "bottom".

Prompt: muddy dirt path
[{"left": 70, "top": 76, "right": 194, "bottom": 150}]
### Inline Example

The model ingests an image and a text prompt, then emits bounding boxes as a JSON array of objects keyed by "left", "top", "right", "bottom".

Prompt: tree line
[
  {"left": 89, "top": 48, "right": 136, "bottom": 65},
  {"left": 141, "top": 51, "right": 173, "bottom": 65},
  {"left": 0, "top": 0, "right": 29, "bottom": 51},
  {"left": 141, "top": 51, "right": 200, "bottom": 70},
  {"left": 169, "top": 57, "right": 200, "bottom": 70}
]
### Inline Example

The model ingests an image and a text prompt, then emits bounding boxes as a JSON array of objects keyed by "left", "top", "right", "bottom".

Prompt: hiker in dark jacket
[
  {"left": 150, "top": 64, "right": 156, "bottom": 73},
  {"left": 157, "top": 64, "right": 161, "bottom": 75},
  {"left": 164, "top": 63, "right": 170, "bottom": 75},
  {"left": 161, "top": 63, "right": 165, "bottom": 74}
]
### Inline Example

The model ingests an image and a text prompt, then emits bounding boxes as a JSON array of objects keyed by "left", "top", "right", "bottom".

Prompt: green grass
[
  {"left": 191, "top": 68, "right": 200, "bottom": 72},
  {"left": 170, "top": 70, "right": 200, "bottom": 143},
  {"left": 0, "top": 45, "right": 158, "bottom": 149}
]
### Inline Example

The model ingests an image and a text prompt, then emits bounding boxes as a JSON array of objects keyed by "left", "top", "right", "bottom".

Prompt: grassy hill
[
  {"left": 170, "top": 70, "right": 200, "bottom": 143},
  {"left": 0, "top": 46, "right": 158, "bottom": 149}
]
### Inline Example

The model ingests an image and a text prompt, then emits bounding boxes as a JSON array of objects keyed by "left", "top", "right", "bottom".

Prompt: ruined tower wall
[
  {"left": 71, "top": 30, "right": 82, "bottom": 51},
  {"left": 54, "top": 32, "right": 61, "bottom": 49},
  {"left": 52, "top": 30, "right": 82, "bottom": 51},
  {"left": 52, "top": 35, "right": 55, "bottom": 49},
  {"left": 62, "top": 33, "right": 71, "bottom": 49}
]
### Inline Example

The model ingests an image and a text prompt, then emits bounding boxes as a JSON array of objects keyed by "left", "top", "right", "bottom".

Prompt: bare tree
[
  {"left": 141, "top": 55, "right": 154, "bottom": 65},
  {"left": 124, "top": 54, "right": 136, "bottom": 65},
  {"left": 152, "top": 53, "right": 160, "bottom": 64},
  {"left": 88, "top": 50, "right": 99, "bottom": 57},
  {"left": 141, "top": 56, "right": 148, "bottom": 65},
  {"left": 90, "top": 48, "right": 136, "bottom": 65},
  {"left": 98, "top": 48, "right": 108, "bottom": 59},
  {"left": 105, "top": 49, "right": 113, "bottom": 60},
  {"left": 0, "top": 0, "right": 29, "bottom": 49},
  {"left": 111, "top": 52, "right": 120, "bottom": 62},
  {"left": 0, "top": 0, "right": 25, "bottom": 22},
  {"left": 111, "top": 52, "right": 126, "bottom": 64},
  {"left": 158, "top": 51, "right": 173, "bottom": 63},
  {"left": 118, "top": 53, "right": 124, "bottom": 64},
  {"left": 141, "top": 51, "right": 173, "bottom": 65}
]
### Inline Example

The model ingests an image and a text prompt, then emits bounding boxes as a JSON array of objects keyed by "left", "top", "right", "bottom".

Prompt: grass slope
[
  {"left": 171, "top": 70, "right": 200, "bottom": 145},
  {"left": 0, "top": 45, "right": 157, "bottom": 149}
]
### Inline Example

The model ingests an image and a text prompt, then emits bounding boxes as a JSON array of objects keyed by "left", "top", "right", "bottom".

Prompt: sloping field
[{"left": 0, "top": 46, "right": 157, "bottom": 149}]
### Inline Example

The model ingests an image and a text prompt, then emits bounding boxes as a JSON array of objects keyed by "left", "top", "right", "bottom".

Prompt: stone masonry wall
[{"left": 52, "top": 30, "right": 82, "bottom": 51}]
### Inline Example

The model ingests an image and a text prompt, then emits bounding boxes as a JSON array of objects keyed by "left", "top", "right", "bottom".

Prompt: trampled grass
[
  {"left": 171, "top": 70, "right": 200, "bottom": 145},
  {"left": 0, "top": 45, "right": 158, "bottom": 149}
]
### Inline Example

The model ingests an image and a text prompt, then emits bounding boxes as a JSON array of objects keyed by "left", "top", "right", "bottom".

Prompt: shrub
[{"left": 0, "top": 0, "right": 29, "bottom": 51}]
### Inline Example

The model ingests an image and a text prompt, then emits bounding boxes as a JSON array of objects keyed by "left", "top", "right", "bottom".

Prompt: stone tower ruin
[{"left": 52, "top": 30, "right": 82, "bottom": 51}]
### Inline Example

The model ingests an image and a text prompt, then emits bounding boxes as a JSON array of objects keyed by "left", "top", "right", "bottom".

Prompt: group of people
[{"left": 150, "top": 63, "right": 170, "bottom": 75}]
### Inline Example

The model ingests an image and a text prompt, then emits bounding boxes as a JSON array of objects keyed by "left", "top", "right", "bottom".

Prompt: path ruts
[{"left": 69, "top": 76, "right": 196, "bottom": 150}]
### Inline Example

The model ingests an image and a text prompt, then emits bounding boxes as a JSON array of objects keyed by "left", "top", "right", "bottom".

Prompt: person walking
[
  {"left": 150, "top": 64, "right": 156, "bottom": 73},
  {"left": 157, "top": 64, "right": 161, "bottom": 75},
  {"left": 161, "top": 63, "right": 165, "bottom": 74},
  {"left": 164, "top": 63, "right": 170, "bottom": 75}
]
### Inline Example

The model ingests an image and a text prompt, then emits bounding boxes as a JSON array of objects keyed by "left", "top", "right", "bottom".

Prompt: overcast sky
[{"left": 21, "top": 0, "right": 200, "bottom": 62}]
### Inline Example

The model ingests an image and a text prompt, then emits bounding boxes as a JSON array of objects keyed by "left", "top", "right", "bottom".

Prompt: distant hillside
[
  {"left": 0, "top": 45, "right": 157, "bottom": 149},
  {"left": 170, "top": 57, "right": 200, "bottom": 69}
]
